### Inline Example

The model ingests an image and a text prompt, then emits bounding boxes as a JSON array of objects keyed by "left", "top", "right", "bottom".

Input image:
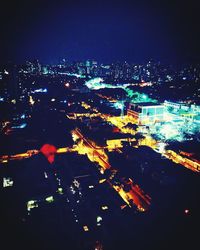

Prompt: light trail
[
  {"left": 71, "top": 128, "right": 151, "bottom": 212},
  {"left": 72, "top": 128, "right": 111, "bottom": 171},
  {"left": 0, "top": 147, "right": 74, "bottom": 164}
]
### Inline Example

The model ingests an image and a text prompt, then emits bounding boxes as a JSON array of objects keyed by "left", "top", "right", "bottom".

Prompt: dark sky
[{"left": 0, "top": 0, "right": 199, "bottom": 64}]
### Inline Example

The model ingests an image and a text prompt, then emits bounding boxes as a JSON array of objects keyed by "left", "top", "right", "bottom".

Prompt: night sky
[{"left": 0, "top": 0, "right": 199, "bottom": 64}]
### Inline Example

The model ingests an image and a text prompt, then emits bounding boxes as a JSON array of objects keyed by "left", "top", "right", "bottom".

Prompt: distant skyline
[{"left": 1, "top": 0, "right": 199, "bottom": 64}]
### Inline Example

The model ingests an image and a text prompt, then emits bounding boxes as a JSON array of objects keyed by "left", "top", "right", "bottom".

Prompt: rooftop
[{"left": 131, "top": 102, "right": 164, "bottom": 107}]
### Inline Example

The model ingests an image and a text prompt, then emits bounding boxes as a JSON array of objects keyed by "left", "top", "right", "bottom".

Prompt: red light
[{"left": 40, "top": 144, "right": 57, "bottom": 164}]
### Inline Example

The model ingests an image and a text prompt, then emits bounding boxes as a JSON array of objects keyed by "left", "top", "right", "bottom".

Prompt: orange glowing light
[
  {"left": 83, "top": 225, "right": 89, "bottom": 231},
  {"left": 99, "top": 179, "right": 106, "bottom": 184}
]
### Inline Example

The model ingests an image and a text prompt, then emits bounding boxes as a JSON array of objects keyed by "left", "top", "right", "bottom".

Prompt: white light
[
  {"left": 97, "top": 216, "right": 102, "bottom": 223},
  {"left": 157, "top": 142, "right": 166, "bottom": 153},
  {"left": 3, "top": 177, "right": 13, "bottom": 187},
  {"left": 73, "top": 179, "right": 80, "bottom": 188},
  {"left": 27, "top": 200, "right": 38, "bottom": 211},
  {"left": 32, "top": 88, "right": 47, "bottom": 93},
  {"left": 100, "top": 169, "right": 104, "bottom": 174},
  {"left": 65, "top": 83, "right": 70, "bottom": 87},
  {"left": 101, "top": 206, "right": 108, "bottom": 210}
]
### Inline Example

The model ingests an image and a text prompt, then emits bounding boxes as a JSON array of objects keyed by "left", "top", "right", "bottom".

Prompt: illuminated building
[
  {"left": 127, "top": 102, "right": 166, "bottom": 125},
  {"left": 164, "top": 100, "right": 189, "bottom": 112}
]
